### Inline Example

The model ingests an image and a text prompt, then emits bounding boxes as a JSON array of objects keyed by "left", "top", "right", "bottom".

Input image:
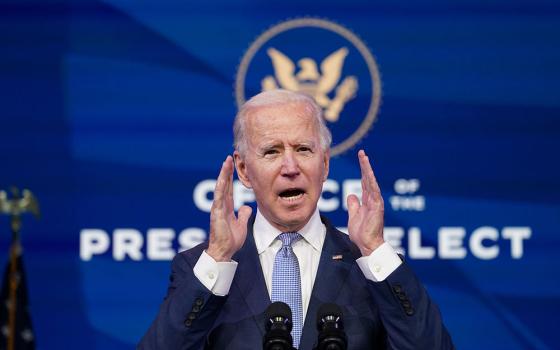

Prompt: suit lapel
[
  {"left": 299, "top": 218, "right": 356, "bottom": 350},
  {"left": 230, "top": 214, "right": 357, "bottom": 348},
  {"left": 231, "top": 215, "right": 270, "bottom": 338}
]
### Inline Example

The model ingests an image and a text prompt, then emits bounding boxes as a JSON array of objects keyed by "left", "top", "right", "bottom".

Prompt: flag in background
[{"left": 0, "top": 241, "right": 35, "bottom": 350}]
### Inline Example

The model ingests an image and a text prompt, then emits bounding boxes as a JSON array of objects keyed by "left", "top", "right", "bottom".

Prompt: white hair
[{"left": 233, "top": 89, "right": 332, "bottom": 157}]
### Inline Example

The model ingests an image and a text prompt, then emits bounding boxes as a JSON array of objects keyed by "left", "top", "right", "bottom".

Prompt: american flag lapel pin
[{"left": 332, "top": 254, "right": 343, "bottom": 260}]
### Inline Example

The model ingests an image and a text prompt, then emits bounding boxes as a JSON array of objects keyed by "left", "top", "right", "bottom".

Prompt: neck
[{"left": 258, "top": 208, "right": 317, "bottom": 233}]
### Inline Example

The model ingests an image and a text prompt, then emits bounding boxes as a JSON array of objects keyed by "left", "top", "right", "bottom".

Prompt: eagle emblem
[{"left": 261, "top": 47, "right": 358, "bottom": 122}]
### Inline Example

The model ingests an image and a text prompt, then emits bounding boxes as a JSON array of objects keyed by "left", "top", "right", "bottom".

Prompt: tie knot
[{"left": 278, "top": 232, "right": 302, "bottom": 247}]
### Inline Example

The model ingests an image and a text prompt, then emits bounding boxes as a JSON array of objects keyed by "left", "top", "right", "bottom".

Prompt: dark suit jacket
[{"left": 139, "top": 215, "right": 454, "bottom": 349}]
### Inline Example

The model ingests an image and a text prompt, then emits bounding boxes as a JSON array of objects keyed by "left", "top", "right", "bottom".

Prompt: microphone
[
  {"left": 263, "top": 301, "right": 294, "bottom": 350},
  {"left": 315, "top": 303, "right": 347, "bottom": 350}
]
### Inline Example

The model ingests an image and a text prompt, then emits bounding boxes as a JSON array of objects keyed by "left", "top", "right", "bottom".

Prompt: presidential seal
[{"left": 235, "top": 18, "right": 381, "bottom": 156}]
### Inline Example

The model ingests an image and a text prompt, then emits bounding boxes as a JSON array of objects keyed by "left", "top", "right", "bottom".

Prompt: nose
[{"left": 280, "top": 151, "right": 300, "bottom": 177}]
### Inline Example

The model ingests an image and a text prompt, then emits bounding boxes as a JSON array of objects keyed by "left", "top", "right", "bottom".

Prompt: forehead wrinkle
[
  {"left": 242, "top": 103, "right": 321, "bottom": 155},
  {"left": 252, "top": 127, "right": 317, "bottom": 149},
  {"left": 247, "top": 111, "right": 317, "bottom": 137},
  {"left": 246, "top": 103, "right": 316, "bottom": 127}
]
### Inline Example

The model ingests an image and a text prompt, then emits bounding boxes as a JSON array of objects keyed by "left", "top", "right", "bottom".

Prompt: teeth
[{"left": 281, "top": 193, "right": 303, "bottom": 201}]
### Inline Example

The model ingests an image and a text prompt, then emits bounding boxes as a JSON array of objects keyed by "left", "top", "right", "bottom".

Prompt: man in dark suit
[{"left": 139, "top": 89, "right": 454, "bottom": 349}]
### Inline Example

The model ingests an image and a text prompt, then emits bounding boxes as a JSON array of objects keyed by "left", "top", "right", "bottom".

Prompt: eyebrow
[
  {"left": 258, "top": 142, "right": 281, "bottom": 151},
  {"left": 297, "top": 141, "right": 316, "bottom": 148},
  {"left": 258, "top": 140, "right": 316, "bottom": 151}
]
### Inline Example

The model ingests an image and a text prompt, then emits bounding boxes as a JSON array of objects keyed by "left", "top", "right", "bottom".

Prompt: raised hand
[
  {"left": 207, "top": 156, "right": 253, "bottom": 262},
  {"left": 346, "top": 150, "right": 385, "bottom": 256}
]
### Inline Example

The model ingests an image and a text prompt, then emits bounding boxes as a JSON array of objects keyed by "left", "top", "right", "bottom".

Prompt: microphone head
[
  {"left": 266, "top": 301, "right": 292, "bottom": 320},
  {"left": 264, "top": 302, "right": 293, "bottom": 349},
  {"left": 316, "top": 303, "right": 347, "bottom": 350},
  {"left": 317, "top": 303, "right": 343, "bottom": 319},
  {"left": 266, "top": 301, "right": 292, "bottom": 332},
  {"left": 316, "top": 303, "right": 344, "bottom": 330}
]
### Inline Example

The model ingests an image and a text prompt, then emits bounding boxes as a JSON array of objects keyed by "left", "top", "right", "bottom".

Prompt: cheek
[
  {"left": 251, "top": 162, "right": 280, "bottom": 180},
  {"left": 249, "top": 172, "right": 273, "bottom": 192},
  {"left": 314, "top": 160, "right": 328, "bottom": 181}
]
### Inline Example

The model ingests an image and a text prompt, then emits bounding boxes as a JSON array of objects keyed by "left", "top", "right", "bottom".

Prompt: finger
[
  {"left": 347, "top": 194, "right": 360, "bottom": 219},
  {"left": 213, "top": 156, "right": 232, "bottom": 210},
  {"left": 224, "top": 156, "right": 234, "bottom": 212},
  {"left": 366, "top": 161, "right": 383, "bottom": 207},
  {"left": 237, "top": 205, "right": 252, "bottom": 228},
  {"left": 358, "top": 150, "right": 367, "bottom": 186},
  {"left": 358, "top": 150, "right": 371, "bottom": 206},
  {"left": 366, "top": 156, "right": 381, "bottom": 194},
  {"left": 358, "top": 150, "right": 373, "bottom": 190},
  {"left": 359, "top": 150, "right": 381, "bottom": 196}
]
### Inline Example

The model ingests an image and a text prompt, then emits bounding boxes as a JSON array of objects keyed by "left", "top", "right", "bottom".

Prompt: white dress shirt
[
  {"left": 252, "top": 207, "right": 325, "bottom": 321},
  {"left": 193, "top": 208, "right": 402, "bottom": 320}
]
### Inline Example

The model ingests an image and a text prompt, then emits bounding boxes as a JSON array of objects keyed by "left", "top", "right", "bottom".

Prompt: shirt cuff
[
  {"left": 356, "top": 242, "right": 402, "bottom": 282},
  {"left": 193, "top": 250, "right": 238, "bottom": 296}
]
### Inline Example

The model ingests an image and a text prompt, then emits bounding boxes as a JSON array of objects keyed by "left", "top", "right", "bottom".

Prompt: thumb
[
  {"left": 237, "top": 205, "right": 253, "bottom": 229},
  {"left": 347, "top": 194, "right": 360, "bottom": 219}
]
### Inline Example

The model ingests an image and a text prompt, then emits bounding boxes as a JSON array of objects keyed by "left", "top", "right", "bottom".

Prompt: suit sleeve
[
  {"left": 366, "top": 261, "right": 455, "bottom": 350},
  {"left": 137, "top": 250, "right": 228, "bottom": 350}
]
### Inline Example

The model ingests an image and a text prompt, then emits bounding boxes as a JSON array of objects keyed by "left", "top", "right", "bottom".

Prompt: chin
[{"left": 276, "top": 210, "right": 313, "bottom": 231}]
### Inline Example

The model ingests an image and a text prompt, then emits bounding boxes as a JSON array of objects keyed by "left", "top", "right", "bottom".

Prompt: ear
[
  {"left": 322, "top": 149, "right": 330, "bottom": 182},
  {"left": 234, "top": 150, "right": 252, "bottom": 189}
]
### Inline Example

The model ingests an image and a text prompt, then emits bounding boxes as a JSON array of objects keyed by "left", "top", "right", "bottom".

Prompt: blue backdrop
[{"left": 1, "top": 0, "right": 559, "bottom": 349}]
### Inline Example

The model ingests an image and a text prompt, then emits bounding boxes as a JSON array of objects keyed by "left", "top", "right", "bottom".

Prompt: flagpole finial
[{"left": 0, "top": 188, "right": 40, "bottom": 239}]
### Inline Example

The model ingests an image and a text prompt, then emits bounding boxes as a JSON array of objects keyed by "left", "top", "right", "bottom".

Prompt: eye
[
  {"left": 297, "top": 146, "right": 312, "bottom": 153},
  {"left": 263, "top": 149, "right": 279, "bottom": 157}
]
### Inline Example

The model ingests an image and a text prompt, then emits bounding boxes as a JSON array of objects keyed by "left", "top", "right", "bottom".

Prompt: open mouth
[{"left": 279, "top": 188, "right": 305, "bottom": 201}]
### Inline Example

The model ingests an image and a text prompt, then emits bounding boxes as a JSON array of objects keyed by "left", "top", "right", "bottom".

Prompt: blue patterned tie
[{"left": 271, "top": 232, "right": 303, "bottom": 349}]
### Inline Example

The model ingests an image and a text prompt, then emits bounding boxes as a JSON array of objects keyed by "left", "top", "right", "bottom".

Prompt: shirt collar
[{"left": 253, "top": 207, "right": 325, "bottom": 254}]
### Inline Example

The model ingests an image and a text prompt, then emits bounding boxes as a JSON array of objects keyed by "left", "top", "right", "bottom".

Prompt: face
[{"left": 234, "top": 102, "right": 330, "bottom": 232}]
